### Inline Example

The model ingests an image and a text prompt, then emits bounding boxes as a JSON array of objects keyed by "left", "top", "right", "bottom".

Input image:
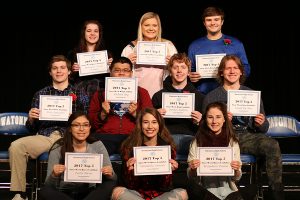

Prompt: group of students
[{"left": 8, "top": 6, "right": 284, "bottom": 200}]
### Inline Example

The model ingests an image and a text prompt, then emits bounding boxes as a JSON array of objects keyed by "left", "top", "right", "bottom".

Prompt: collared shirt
[{"left": 26, "top": 84, "right": 89, "bottom": 137}]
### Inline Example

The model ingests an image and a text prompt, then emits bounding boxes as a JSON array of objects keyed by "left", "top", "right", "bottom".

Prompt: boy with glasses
[{"left": 88, "top": 57, "right": 153, "bottom": 155}]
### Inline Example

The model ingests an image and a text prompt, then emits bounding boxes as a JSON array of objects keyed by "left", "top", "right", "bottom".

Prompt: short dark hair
[
  {"left": 109, "top": 57, "right": 133, "bottom": 71},
  {"left": 202, "top": 7, "right": 225, "bottom": 21},
  {"left": 48, "top": 55, "right": 71, "bottom": 72}
]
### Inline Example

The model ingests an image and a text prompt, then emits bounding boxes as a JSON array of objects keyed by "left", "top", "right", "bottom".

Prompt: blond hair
[{"left": 137, "top": 12, "right": 165, "bottom": 42}]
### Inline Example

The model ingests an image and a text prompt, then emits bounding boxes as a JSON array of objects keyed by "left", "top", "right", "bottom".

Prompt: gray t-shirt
[
  {"left": 202, "top": 86, "right": 269, "bottom": 133},
  {"left": 45, "top": 140, "right": 117, "bottom": 190}
]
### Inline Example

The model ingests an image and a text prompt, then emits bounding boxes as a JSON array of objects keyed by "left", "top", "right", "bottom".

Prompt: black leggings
[
  {"left": 187, "top": 178, "right": 243, "bottom": 200},
  {"left": 39, "top": 180, "right": 117, "bottom": 200}
]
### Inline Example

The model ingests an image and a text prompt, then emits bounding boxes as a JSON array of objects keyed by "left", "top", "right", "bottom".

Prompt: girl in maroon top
[{"left": 111, "top": 108, "right": 188, "bottom": 200}]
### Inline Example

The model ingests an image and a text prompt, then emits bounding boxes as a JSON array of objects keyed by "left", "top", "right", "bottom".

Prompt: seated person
[
  {"left": 111, "top": 107, "right": 188, "bottom": 200},
  {"left": 39, "top": 111, "right": 117, "bottom": 200},
  {"left": 9, "top": 55, "right": 89, "bottom": 200},
  {"left": 187, "top": 102, "right": 243, "bottom": 200},
  {"left": 152, "top": 53, "right": 204, "bottom": 135},
  {"left": 202, "top": 55, "right": 284, "bottom": 200},
  {"left": 88, "top": 57, "right": 153, "bottom": 155}
]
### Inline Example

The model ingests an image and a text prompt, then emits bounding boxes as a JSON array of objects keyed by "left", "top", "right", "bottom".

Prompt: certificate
[
  {"left": 227, "top": 90, "right": 261, "bottom": 116},
  {"left": 136, "top": 41, "right": 167, "bottom": 65},
  {"left": 105, "top": 77, "right": 138, "bottom": 103},
  {"left": 64, "top": 153, "right": 103, "bottom": 183},
  {"left": 197, "top": 147, "right": 234, "bottom": 176},
  {"left": 134, "top": 146, "right": 171, "bottom": 176},
  {"left": 39, "top": 95, "right": 72, "bottom": 121},
  {"left": 196, "top": 53, "right": 226, "bottom": 78},
  {"left": 162, "top": 93, "right": 195, "bottom": 118},
  {"left": 77, "top": 50, "right": 109, "bottom": 76}
]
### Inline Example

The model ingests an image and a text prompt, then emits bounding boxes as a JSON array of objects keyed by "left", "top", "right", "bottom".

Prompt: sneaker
[{"left": 12, "top": 194, "right": 28, "bottom": 200}]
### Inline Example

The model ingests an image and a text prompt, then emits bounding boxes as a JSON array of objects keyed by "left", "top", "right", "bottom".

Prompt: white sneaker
[{"left": 12, "top": 194, "right": 28, "bottom": 200}]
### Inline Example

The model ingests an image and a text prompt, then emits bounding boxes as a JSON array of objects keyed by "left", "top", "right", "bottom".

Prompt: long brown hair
[
  {"left": 49, "top": 111, "right": 97, "bottom": 164},
  {"left": 120, "top": 107, "right": 176, "bottom": 159},
  {"left": 195, "top": 102, "right": 238, "bottom": 147},
  {"left": 217, "top": 55, "right": 246, "bottom": 85},
  {"left": 78, "top": 19, "right": 105, "bottom": 52}
]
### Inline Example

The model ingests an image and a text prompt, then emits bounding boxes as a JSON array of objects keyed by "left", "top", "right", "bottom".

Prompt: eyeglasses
[
  {"left": 71, "top": 123, "right": 91, "bottom": 129},
  {"left": 112, "top": 68, "right": 132, "bottom": 73}
]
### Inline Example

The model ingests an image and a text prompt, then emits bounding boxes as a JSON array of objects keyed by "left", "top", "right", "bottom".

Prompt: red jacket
[{"left": 89, "top": 87, "right": 152, "bottom": 134}]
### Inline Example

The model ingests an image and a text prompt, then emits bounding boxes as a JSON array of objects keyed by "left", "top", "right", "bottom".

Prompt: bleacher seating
[
  {"left": 6, "top": 115, "right": 299, "bottom": 199},
  {"left": 266, "top": 115, "right": 300, "bottom": 191},
  {"left": 0, "top": 112, "right": 30, "bottom": 189},
  {"left": 0, "top": 112, "right": 39, "bottom": 200}
]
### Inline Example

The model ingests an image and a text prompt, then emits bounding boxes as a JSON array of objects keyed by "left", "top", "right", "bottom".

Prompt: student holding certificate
[
  {"left": 39, "top": 111, "right": 116, "bottom": 200},
  {"left": 152, "top": 53, "right": 204, "bottom": 136},
  {"left": 187, "top": 102, "right": 242, "bottom": 200},
  {"left": 202, "top": 55, "right": 284, "bottom": 199},
  {"left": 121, "top": 12, "right": 177, "bottom": 98},
  {"left": 111, "top": 108, "right": 188, "bottom": 200},
  {"left": 188, "top": 6, "right": 250, "bottom": 95},
  {"left": 67, "top": 19, "right": 113, "bottom": 100},
  {"left": 9, "top": 55, "right": 89, "bottom": 200},
  {"left": 88, "top": 57, "right": 152, "bottom": 155}
]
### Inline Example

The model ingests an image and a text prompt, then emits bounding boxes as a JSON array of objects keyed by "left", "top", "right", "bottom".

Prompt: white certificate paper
[
  {"left": 227, "top": 90, "right": 261, "bottom": 116},
  {"left": 39, "top": 95, "right": 72, "bottom": 121},
  {"left": 134, "top": 146, "right": 171, "bottom": 176},
  {"left": 196, "top": 53, "right": 226, "bottom": 78},
  {"left": 64, "top": 153, "right": 103, "bottom": 183},
  {"left": 105, "top": 77, "right": 138, "bottom": 103},
  {"left": 136, "top": 41, "right": 167, "bottom": 65},
  {"left": 162, "top": 93, "right": 195, "bottom": 118},
  {"left": 197, "top": 147, "right": 234, "bottom": 176},
  {"left": 77, "top": 50, "right": 109, "bottom": 76}
]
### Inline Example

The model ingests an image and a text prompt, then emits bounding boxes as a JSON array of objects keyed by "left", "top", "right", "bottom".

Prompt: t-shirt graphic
[{"left": 110, "top": 103, "right": 130, "bottom": 117}]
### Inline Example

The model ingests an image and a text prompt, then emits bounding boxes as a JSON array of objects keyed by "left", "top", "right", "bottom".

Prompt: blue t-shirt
[{"left": 188, "top": 34, "right": 250, "bottom": 94}]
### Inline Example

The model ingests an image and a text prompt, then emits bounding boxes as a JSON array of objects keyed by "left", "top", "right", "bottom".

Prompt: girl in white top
[
  {"left": 121, "top": 12, "right": 177, "bottom": 98},
  {"left": 187, "top": 102, "right": 243, "bottom": 200}
]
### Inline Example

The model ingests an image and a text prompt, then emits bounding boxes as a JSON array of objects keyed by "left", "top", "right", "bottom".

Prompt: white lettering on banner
[
  {"left": 268, "top": 116, "right": 297, "bottom": 132},
  {"left": 0, "top": 115, "right": 28, "bottom": 126}
]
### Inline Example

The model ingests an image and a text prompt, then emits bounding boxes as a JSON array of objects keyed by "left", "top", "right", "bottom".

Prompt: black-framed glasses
[
  {"left": 112, "top": 68, "right": 132, "bottom": 73},
  {"left": 71, "top": 123, "right": 91, "bottom": 129}
]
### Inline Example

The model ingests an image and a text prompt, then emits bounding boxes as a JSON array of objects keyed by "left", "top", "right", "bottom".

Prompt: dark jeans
[
  {"left": 39, "top": 180, "right": 117, "bottom": 200},
  {"left": 238, "top": 132, "right": 285, "bottom": 200},
  {"left": 187, "top": 178, "right": 243, "bottom": 200},
  {"left": 238, "top": 132, "right": 283, "bottom": 189}
]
